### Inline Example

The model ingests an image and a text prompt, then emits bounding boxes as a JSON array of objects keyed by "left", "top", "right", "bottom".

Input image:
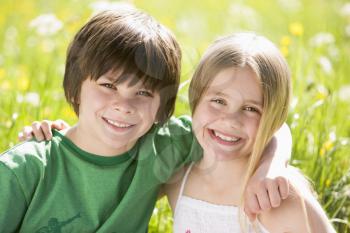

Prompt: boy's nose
[{"left": 113, "top": 100, "right": 134, "bottom": 114}]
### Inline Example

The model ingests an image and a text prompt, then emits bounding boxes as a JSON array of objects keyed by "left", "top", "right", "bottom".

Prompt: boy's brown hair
[{"left": 63, "top": 8, "right": 181, "bottom": 124}]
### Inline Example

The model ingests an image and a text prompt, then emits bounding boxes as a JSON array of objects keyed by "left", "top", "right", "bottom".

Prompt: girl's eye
[
  {"left": 244, "top": 106, "right": 260, "bottom": 113},
  {"left": 137, "top": 90, "right": 153, "bottom": 97},
  {"left": 211, "top": 98, "right": 226, "bottom": 105},
  {"left": 101, "top": 83, "right": 116, "bottom": 90}
]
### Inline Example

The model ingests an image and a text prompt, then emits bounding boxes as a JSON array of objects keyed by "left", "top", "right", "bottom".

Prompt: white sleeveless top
[{"left": 173, "top": 163, "right": 270, "bottom": 233}]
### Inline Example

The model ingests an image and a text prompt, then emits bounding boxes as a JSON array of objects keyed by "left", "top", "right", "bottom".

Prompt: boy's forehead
[{"left": 98, "top": 69, "right": 157, "bottom": 90}]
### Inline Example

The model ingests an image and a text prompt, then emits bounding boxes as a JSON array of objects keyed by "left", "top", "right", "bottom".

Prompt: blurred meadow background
[{"left": 0, "top": 0, "right": 350, "bottom": 232}]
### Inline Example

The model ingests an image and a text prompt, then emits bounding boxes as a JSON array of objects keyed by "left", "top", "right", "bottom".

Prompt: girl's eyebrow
[
  {"left": 245, "top": 99, "right": 263, "bottom": 106},
  {"left": 210, "top": 90, "right": 263, "bottom": 106},
  {"left": 207, "top": 90, "right": 229, "bottom": 98}
]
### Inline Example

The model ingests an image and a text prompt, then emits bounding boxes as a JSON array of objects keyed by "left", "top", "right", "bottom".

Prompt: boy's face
[{"left": 73, "top": 71, "right": 160, "bottom": 156}]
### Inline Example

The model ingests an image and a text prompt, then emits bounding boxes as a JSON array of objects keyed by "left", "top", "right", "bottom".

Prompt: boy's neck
[{"left": 65, "top": 125, "right": 136, "bottom": 157}]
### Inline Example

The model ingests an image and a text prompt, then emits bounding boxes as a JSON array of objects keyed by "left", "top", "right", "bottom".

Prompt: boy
[{"left": 2, "top": 7, "right": 290, "bottom": 233}]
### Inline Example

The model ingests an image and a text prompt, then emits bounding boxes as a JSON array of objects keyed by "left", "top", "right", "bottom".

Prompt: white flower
[
  {"left": 17, "top": 92, "right": 40, "bottom": 107},
  {"left": 327, "top": 45, "right": 339, "bottom": 60},
  {"left": 329, "top": 131, "right": 337, "bottom": 142},
  {"left": 338, "top": 85, "right": 350, "bottom": 101},
  {"left": 318, "top": 56, "right": 333, "bottom": 75},
  {"left": 309, "top": 32, "right": 335, "bottom": 47},
  {"left": 176, "top": 14, "right": 206, "bottom": 38},
  {"left": 278, "top": 0, "right": 302, "bottom": 12},
  {"left": 12, "top": 113, "right": 18, "bottom": 120},
  {"left": 229, "top": 3, "right": 257, "bottom": 18},
  {"left": 89, "top": 1, "right": 135, "bottom": 14},
  {"left": 229, "top": 3, "right": 259, "bottom": 28},
  {"left": 345, "top": 25, "right": 350, "bottom": 37},
  {"left": 340, "top": 3, "right": 350, "bottom": 17},
  {"left": 29, "top": 14, "right": 63, "bottom": 36},
  {"left": 290, "top": 97, "right": 298, "bottom": 110},
  {"left": 5, "top": 26, "right": 18, "bottom": 40}
]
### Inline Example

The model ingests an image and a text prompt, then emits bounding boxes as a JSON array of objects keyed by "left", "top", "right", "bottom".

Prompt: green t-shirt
[{"left": 0, "top": 116, "right": 201, "bottom": 233}]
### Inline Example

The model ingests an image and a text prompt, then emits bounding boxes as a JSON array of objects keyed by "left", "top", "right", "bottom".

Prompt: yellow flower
[
  {"left": 280, "top": 36, "right": 291, "bottom": 47},
  {"left": 43, "top": 106, "right": 52, "bottom": 117},
  {"left": 320, "top": 140, "right": 334, "bottom": 156},
  {"left": 324, "top": 140, "right": 334, "bottom": 151},
  {"left": 0, "top": 68, "right": 5, "bottom": 80},
  {"left": 280, "top": 46, "right": 289, "bottom": 57},
  {"left": 289, "top": 22, "right": 304, "bottom": 36},
  {"left": 316, "top": 91, "right": 327, "bottom": 100},
  {"left": 1, "top": 80, "right": 12, "bottom": 90},
  {"left": 325, "top": 179, "right": 331, "bottom": 187},
  {"left": 18, "top": 76, "right": 30, "bottom": 91}
]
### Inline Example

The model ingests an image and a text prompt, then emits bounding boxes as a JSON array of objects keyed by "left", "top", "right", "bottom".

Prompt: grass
[{"left": 0, "top": 0, "right": 349, "bottom": 232}]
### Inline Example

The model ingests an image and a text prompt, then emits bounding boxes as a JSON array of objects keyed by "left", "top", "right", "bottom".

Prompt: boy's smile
[
  {"left": 192, "top": 66, "right": 263, "bottom": 161},
  {"left": 66, "top": 73, "right": 160, "bottom": 156}
]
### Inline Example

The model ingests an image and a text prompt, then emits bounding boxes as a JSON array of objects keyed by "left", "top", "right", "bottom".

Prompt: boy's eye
[
  {"left": 211, "top": 98, "right": 226, "bottom": 105},
  {"left": 137, "top": 90, "right": 153, "bottom": 97},
  {"left": 101, "top": 83, "right": 116, "bottom": 90}
]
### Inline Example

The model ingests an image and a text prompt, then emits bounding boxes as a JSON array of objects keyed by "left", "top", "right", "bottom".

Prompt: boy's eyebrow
[
  {"left": 100, "top": 74, "right": 118, "bottom": 82},
  {"left": 99, "top": 73, "right": 154, "bottom": 91}
]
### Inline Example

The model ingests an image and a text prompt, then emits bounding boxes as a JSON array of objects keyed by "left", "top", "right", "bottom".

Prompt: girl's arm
[
  {"left": 244, "top": 123, "right": 292, "bottom": 220},
  {"left": 259, "top": 167, "right": 336, "bottom": 233},
  {"left": 18, "top": 120, "right": 69, "bottom": 141}
]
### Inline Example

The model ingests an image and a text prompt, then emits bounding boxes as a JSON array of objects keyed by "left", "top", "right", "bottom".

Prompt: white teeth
[
  {"left": 106, "top": 119, "right": 131, "bottom": 128},
  {"left": 213, "top": 131, "right": 240, "bottom": 142}
]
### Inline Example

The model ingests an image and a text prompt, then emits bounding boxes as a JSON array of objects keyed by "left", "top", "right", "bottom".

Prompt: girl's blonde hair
[{"left": 189, "top": 32, "right": 291, "bottom": 230}]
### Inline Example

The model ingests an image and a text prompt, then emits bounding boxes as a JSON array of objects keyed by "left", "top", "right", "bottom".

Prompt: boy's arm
[
  {"left": 0, "top": 162, "right": 28, "bottom": 232},
  {"left": 244, "top": 123, "right": 292, "bottom": 220}
]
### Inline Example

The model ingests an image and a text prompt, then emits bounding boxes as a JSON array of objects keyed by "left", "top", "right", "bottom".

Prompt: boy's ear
[{"left": 71, "top": 97, "right": 80, "bottom": 104}]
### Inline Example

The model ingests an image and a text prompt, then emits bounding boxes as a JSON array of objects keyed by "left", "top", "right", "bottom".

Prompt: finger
[
  {"left": 59, "top": 120, "right": 70, "bottom": 129},
  {"left": 53, "top": 119, "right": 69, "bottom": 130},
  {"left": 256, "top": 188, "right": 271, "bottom": 211},
  {"left": 23, "top": 126, "right": 34, "bottom": 139},
  {"left": 266, "top": 180, "right": 281, "bottom": 208},
  {"left": 244, "top": 191, "right": 261, "bottom": 215},
  {"left": 244, "top": 207, "right": 257, "bottom": 222},
  {"left": 18, "top": 131, "right": 26, "bottom": 142},
  {"left": 277, "top": 176, "right": 289, "bottom": 199},
  {"left": 41, "top": 120, "right": 53, "bottom": 140},
  {"left": 32, "top": 121, "right": 45, "bottom": 141}
]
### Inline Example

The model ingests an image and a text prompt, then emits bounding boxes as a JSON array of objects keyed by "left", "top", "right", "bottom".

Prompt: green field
[{"left": 0, "top": 0, "right": 349, "bottom": 232}]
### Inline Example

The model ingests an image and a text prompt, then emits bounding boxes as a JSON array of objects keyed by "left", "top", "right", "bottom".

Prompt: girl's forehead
[
  {"left": 208, "top": 67, "right": 259, "bottom": 89},
  {"left": 204, "top": 66, "right": 262, "bottom": 101}
]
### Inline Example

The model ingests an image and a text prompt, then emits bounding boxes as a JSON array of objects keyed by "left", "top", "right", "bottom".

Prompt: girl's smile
[{"left": 192, "top": 66, "right": 262, "bottom": 161}]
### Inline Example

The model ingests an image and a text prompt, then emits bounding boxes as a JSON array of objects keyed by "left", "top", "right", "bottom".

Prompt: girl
[{"left": 164, "top": 32, "right": 335, "bottom": 233}]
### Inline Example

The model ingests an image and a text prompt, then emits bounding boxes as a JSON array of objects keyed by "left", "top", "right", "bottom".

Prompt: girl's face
[{"left": 192, "top": 66, "right": 263, "bottom": 161}]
